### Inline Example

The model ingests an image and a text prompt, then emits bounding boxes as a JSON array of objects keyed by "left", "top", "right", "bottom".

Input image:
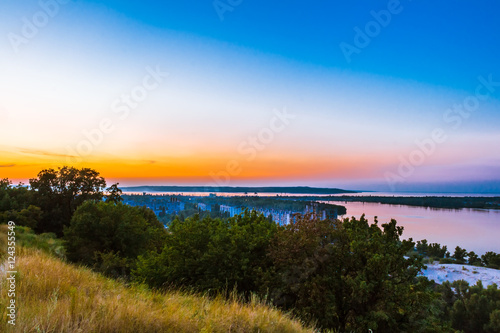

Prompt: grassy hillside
[{"left": 0, "top": 225, "right": 314, "bottom": 333}]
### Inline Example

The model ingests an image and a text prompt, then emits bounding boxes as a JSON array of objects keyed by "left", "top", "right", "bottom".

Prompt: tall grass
[{"left": 0, "top": 225, "right": 314, "bottom": 332}]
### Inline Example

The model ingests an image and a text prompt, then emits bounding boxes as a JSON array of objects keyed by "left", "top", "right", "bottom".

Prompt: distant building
[
  {"left": 164, "top": 201, "right": 185, "bottom": 215},
  {"left": 198, "top": 203, "right": 211, "bottom": 212},
  {"left": 218, "top": 205, "right": 294, "bottom": 226},
  {"left": 220, "top": 205, "right": 244, "bottom": 217},
  {"left": 253, "top": 207, "right": 292, "bottom": 226},
  {"left": 124, "top": 194, "right": 185, "bottom": 216},
  {"left": 304, "top": 203, "right": 338, "bottom": 220}
]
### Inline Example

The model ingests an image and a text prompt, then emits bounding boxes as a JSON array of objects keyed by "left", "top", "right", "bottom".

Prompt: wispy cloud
[
  {"left": 0, "top": 164, "right": 15, "bottom": 168},
  {"left": 16, "top": 148, "right": 76, "bottom": 158}
]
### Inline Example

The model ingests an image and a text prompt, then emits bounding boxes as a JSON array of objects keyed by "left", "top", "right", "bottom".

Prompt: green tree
[
  {"left": 468, "top": 251, "right": 482, "bottom": 266},
  {"left": 0, "top": 179, "right": 36, "bottom": 212},
  {"left": 267, "top": 215, "right": 437, "bottom": 332},
  {"left": 133, "top": 210, "right": 277, "bottom": 296},
  {"left": 64, "top": 201, "right": 165, "bottom": 278},
  {"left": 428, "top": 243, "right": 448, "bottom": 258},
  {"left": 453, "top": 246, "right": 468, "bottom": 263},
  {"left": 442, "top": 281, "right": 500, "bottom": 333},
  {"left": 486, "top": 309, "right": 500, "bottom": 332},
  {"left": 416, "top": 239, "right": 429, "bottom": 256},
  {"left": 15, "top": 205, "right": 42, "bottom": 229},
  {"left": 30, "top": 166, "right": 107, "bottom": 235},
  {"left": 481, "top": 252, "right": 500, "bottom": 269},
  {"left": 105, "top": 183, "right": 123, "bottom": 204},
  {"left": 0, "top": 179, "right": 40, "bottom": 227}
]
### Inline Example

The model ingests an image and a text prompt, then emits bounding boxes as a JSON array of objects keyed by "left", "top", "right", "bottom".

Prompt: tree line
[
  {"left": 414, "top": 239, "right": 500, "bottom": 269},
  {"left": 323, "top": 195, "right": 500, "bottom": 210}
]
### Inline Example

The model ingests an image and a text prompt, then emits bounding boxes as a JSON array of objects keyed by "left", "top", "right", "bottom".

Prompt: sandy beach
[{"left": 421, "top": 263, "right": 500, "bottom": 286}]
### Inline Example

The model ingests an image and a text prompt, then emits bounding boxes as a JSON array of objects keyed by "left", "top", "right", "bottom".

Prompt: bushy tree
[
  {"left": 486, "top": 309, "right": 500, "bottom": 332},
  {"left": 417, "top": 239, "right": 429, "bottom": 256},
  {"left": 437, "top": 280, "right": 500, "bottom": 333},
  {"left": 0, "top": 179, "right": 36, "bottom": 211},
  {"left": 429, "top": 243, "right": 448, "bottom": 258},
  {"left": 416, "top": 240, "right": 448, "bottom": 259},
  {"left": 468, "top": 251, "right": 482, "bottom": 266},
  {"left": 453, "top": 246, "right": 468, "bottom": 263},
  {"left": 267, "top": 215, "right": 437, "bottom": 332},
  {"left": 64, "top": 201, "right": 166, "bottom": 278},
  {"left": 30, "top": 166, "right": 107, "bottom": 235},
  {"left": 105, "top": 183, "right": 123, "bottom": 204},
  {"left": 12, "top": 205, "right": 42, "bottom": 229},
  {"left": 0, "top": 179, "right": 41, "bottom": 228},
  {"left": 481, "top": 252, "right": 500, "bottom": 269},
  {"left": 133, "top": 210, "right": 277, "bottom": 296}
]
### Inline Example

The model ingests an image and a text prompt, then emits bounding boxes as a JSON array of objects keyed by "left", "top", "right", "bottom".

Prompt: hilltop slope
[{"left": 0, "top": 225, "right": 313, "bottom": 333}]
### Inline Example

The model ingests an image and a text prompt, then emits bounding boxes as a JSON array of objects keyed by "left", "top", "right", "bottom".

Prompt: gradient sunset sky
[{"left": 1, "top": 0, "right": 499, "bottom": 192}]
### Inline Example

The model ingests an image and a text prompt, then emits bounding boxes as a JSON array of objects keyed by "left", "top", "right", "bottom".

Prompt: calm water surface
[{"left": 332, "top": 201, "right": 500, "bottom": 255}]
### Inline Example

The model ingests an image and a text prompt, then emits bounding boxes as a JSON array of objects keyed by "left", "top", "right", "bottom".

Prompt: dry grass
[{"left": 0, "top": 225, "right": 314, "bottom": 332}]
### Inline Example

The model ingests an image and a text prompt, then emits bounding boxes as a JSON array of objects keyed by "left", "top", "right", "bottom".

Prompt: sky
[{"left": 0, "top": 0, "right": 499, "bottom": 192}]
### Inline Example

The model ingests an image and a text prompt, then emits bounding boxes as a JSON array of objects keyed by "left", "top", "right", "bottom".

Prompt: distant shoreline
[
  {"left": 121, "top": 186, "right": 359, "bottom": 195},
  {"left": 120, "top": 187, "right": 500, "bottom": 210},
  {"left": 314, "top": 195, "right": 500, "bottom": 210}
]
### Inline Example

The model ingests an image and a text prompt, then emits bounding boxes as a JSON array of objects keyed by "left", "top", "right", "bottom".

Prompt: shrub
[
  {"left": 267, "top": 215, "right": 436, "bottom": 332},
  {"left": 439, "top": 258, "right": 456, "bottom": 264},
  {"left": 64, "top": 201, "right": 166, "bottom": 277},
  {"left": 134, "top": 210, "right": 277, "bottom": 297}
]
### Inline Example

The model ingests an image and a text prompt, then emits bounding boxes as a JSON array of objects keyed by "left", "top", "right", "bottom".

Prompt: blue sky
[
  {"left": 0, "top": 0, "right": 499, "bottom": 192},
  {"left": 74, "top": 0, "right": 500, "bottom": 89}
]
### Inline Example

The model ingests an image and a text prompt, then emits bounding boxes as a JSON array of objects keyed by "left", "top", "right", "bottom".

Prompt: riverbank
[{"left": 421, "top": 263, "right": 500, "bottom": 286}]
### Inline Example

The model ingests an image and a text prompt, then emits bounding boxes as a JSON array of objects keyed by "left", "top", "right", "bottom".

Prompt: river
[{"left": 333, "top": 201, "right": 500, "bottom": 255}]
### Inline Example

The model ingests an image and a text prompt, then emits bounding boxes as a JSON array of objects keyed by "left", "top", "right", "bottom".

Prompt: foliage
[
  {"left": 439, "top": 258, "right": 457, "bottom": 264},
  {"left": 429, "top": 243, "right": 448, "bottom": 258},
  {"left": 324, "top": 195, "right": 500, "bottom": 210},
  {"left": 416, "top": 239, "right": 430, "bottom": 256},
  {"left": 266, "top": 214, "right": 438, "bottom": 332},
  {"left": 468, "top": 251, "right": 482, "bottom": 266},
  {"left": 0, "top": 179, "right": 41, "bottom": 228},
  {"left": 29, "top": 166, "right": 107, "bottom": 235},
  {"left": 105, "top": 183, "right": 123, "bottom": 204},
  {"left": 416, "top": 239, "right": 448, "bottom": 259},
  {"left": 0, "top": 204, "right": 42, "bottom": 229},
  {"left": 133, "top": 210, "right": 277, "bottom": 297},
  {"left": 481, "top": 252, "right": 500, "bottom": 269},
  {"left": 0, "top": 224, "right": 65, "bottom": 260},
  {"left": 0, "top": 179, "right": 35, "bottom": 211},
  {"left": 436, "top": 280, "right": 500, "bottom": 333},
  {"left": 64, "top": 201, "right": 166, "bottom": 278},
  {"left": 453, "top": 246, "right": 468, "bottom": 264}
]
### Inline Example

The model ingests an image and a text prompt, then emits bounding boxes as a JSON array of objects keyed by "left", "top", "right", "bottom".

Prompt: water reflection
[{"left": 333, "top": 201, "right": 500, "bottom": 254}]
